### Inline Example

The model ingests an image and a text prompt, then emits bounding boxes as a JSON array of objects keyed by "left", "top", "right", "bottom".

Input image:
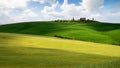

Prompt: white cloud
[
  {"left": 61, "top": 1, "right": 83, "bottom": 17},
  {"left": 12, "top": 9, "right": 41, "bottom": 22},
  {"left": 81, "top": 0, "right": 104, "bottom": 12},
  {"left": 41, "top": 1, "right": 62, "bottom": 20},
  {"left": 0, "top": 0, "right": 30, "bottom": 24},
  {"left": 0, "top": 0, "right": 29, "bottom": 9},
  {"left": 0, "top": 14, "right": 14, "bottom": 24},
  {"left": 100, "top": 12, "right": 120, "bottom": 23}
]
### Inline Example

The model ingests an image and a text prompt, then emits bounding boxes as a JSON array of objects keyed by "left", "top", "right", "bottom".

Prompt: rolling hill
[
  {"left": 0, "top": 21, "right": 120, "bottom": 45},
  {"left": 0, "top": 32, "right": 120, "bottom": 68}
]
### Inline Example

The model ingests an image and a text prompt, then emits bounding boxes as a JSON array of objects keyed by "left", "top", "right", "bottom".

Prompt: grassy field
[
  {"left": 0, "top": 21, "right": 120, "bottom": 68},
  {"left": 0, "top": 21, "right": 119, "bottom": 45},
  {"left": 0, "top": 33, "right": 120, "bottom": 68}
]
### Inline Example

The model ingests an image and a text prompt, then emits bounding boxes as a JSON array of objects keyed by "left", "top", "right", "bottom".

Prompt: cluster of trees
[{"left": 54, "top": 18, "right": 98, "bottom": 23}]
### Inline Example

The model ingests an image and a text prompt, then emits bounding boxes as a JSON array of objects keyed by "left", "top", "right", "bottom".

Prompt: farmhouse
[{"left": 80, "top": 18, "right": 86, "bottom": 21}]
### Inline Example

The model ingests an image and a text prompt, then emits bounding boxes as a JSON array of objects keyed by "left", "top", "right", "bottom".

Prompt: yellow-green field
[{"left": 0, "top": 32, "right": 120, "bottom": 68}]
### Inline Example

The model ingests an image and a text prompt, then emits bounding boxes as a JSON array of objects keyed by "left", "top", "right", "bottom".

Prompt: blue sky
[{"left": 0, "top": 0, "right": 120, "bottom": 24}]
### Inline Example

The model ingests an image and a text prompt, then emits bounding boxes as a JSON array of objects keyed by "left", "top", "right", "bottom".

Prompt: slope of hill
[
  {"left": 0, "top": 32, "right": 120, "bottom": 68},
  {"left": 0, "top": 21, "right": 119, "bottom": 45}
]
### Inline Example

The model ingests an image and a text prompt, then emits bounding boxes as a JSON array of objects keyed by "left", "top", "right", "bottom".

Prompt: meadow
[
  {"left": 0, "top": 32, "right": 120, "bottom": 68},
  {"left": 0, "top": 21, "right": 120, "bottom": 68}
]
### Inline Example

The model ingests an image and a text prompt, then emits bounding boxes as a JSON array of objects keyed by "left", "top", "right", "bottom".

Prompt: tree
[{"left": 72, "top": 17, "right": 75, "bottom": 21}]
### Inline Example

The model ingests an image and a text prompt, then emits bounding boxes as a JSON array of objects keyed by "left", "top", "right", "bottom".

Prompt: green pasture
[
  {"left": 0, "top": 33, "right": 120, "bottom": 68},
  {"left": 0, "top": 21, "right": 119, "bottom": 45}
]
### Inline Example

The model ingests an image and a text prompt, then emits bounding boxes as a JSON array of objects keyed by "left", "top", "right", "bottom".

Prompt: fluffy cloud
[
  {"left": 0, "top": 0, "right": 30, "bottom": 24},
  {"left": 0, "top": 0, "right": 29, "bottom": 17},
  {"left": 0, "top": 14, "right": 14, "bottom": 24},
  {"left": 0, "top": 0, "right": 29, "bottom": 9},
  {"left": 81, "top": 0, "right": 104, "bottom": 12},
  {"left": 13, "top": 9, "right": 38, "bottom": 21}
]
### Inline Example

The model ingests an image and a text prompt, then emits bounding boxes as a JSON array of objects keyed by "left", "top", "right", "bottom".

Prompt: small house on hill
[{"left": 80, "top": 18, "right": 86, "bottom": 21}]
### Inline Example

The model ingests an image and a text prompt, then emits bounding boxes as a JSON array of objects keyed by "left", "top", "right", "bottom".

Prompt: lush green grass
[
  {"left": 1, "top": 32, "right": 120, "bottom": 57},
  {"left": 0, "top": 45, "right": 120, "bottom": 68},
  {"left": 0, "top": 33, "right": 120, "bottom": 68},
  {"left": 0, "top": 21, "right": 120, "bottom": 45}
]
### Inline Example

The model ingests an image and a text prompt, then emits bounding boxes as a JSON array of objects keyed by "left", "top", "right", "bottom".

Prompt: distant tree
[
  {"left": 72, "top": 17, "right": 75, "bottom": 21},
  {"left": 92, "top": 18, "right": 94, "bottom": 21}
]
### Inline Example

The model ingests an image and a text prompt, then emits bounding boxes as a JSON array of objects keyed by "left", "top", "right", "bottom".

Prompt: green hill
[
  {"left": 0, "top": 21, "right": 120, "bottom": 45},
  {"left": 0, "top": 32, "right": 120, "bottom": 68}
]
